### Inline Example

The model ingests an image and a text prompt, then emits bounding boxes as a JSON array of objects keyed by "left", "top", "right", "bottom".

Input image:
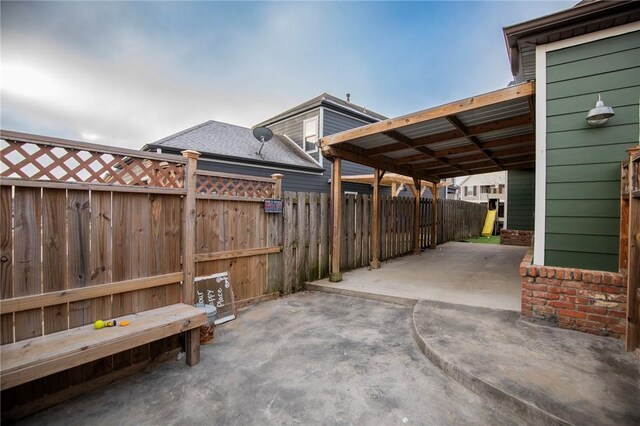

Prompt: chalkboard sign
[
  {"left": 264, "top": 198, "right": 283, "bottom": 213},
  {"left": 195, "top": 272, "right": 236, "bottom": 325}
]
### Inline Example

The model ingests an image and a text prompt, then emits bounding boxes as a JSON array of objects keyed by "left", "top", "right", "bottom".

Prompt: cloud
[{"left": 1, "top": 1, "right": 572, "bottom": 150}]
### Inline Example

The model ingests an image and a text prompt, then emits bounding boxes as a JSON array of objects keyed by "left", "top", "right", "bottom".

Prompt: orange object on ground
[{"left": 119, "top": 321, "right": 130, "bottom": 326}]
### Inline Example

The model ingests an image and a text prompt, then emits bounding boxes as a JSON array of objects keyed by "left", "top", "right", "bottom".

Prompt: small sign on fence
[
  {"left": 195, "top": 272, "right": 236, "bottom": 325},
  {"left": 264, "top": 198, "right": 283, "bottom": 213}
]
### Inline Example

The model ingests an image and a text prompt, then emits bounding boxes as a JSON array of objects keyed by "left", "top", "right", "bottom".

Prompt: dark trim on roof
[
  {"left": 144, "top": 144, "right": 325, "bottom": 174},
  {"left": 254, "top": 93, "right": 386, "bottom": 128},
  {"left": 503, "top": 0, "right": 639, "bottom": 78}
]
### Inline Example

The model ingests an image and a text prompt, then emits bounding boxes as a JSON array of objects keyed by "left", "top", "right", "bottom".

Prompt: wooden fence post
[
  {"left": 181, "top": 149, "right": 200, "bottom": 367},
  {"left": 330, "top": 158, "right": 342, "bottom": 282},
  {"left": 271, "top": 173, "right": 283, "bottom": 198},
  {"left": 181, "top": 150, "right": 200, "bottom": 304}
]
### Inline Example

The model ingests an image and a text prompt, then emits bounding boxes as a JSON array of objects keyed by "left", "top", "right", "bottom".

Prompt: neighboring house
[
  {"left": 503, "top": 0, "right": 640, "bottom": 272},
  {"left": 254, "top": 93, "right": 390, "bottom": 194},
  {"left": 144, "top": 94, "right": 388, "bottom": 194},
  {"left": 458, "top": 171, "right": 506, "bottom": 205},
  {"left": 458, "top": 171, "right": 506, "bottom": 233}
]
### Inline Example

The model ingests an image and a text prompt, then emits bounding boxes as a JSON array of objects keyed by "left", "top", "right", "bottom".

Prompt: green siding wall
[
  {"left": 545, "top": 30, "right": 640, "bottom": 272},
  {"left": 507, "top": 169, "right": 535, "bottom": 231}
]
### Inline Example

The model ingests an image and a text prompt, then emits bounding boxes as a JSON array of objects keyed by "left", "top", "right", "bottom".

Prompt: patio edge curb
[
  {"left": 307, "top": 283, "right": 418, "bottom": 307},
  {"left": 410, "top": 301, "right": 572, "bottom": 426}
]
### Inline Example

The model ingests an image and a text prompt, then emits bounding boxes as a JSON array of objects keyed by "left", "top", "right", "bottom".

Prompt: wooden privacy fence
[
  {"left": 0, "top": 131, "right": 188, "bottom": 414},
  {"left": 0, "top": 130, "right": 487, "bottom": 417},
  {"left": 0, "top": 131, "right": 284, "bottom": 417},
  {"left": 276, "top": 192, "right": 487, "bottom": 292}
]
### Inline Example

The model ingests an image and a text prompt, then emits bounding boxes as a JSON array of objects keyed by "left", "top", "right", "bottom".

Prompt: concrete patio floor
[
  {"left": 309, "top": 242, "right": 528, "bottom": 311},
  {"left": 21, "top": 293, "right": 515, "bottom": 425},
  {"left": 413, "top": 300, "right": 640, "bottom": 425}
]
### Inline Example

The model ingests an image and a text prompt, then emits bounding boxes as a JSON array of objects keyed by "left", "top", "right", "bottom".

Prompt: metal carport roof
[{"left": 319, "top": 82, "right": 535, "bottom": 183}]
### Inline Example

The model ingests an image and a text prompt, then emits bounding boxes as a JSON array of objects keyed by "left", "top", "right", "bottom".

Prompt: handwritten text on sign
[{"left": 195, "top": 272, "right": 236, "bottom": 325}]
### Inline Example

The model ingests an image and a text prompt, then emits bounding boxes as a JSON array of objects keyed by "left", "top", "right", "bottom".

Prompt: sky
[{"left": 1, "top": 1, "right": 573, "bottom": 150}]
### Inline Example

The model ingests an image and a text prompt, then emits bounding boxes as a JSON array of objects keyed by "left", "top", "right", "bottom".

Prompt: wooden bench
[{"left": 1, "top": 304, "right": 206, "bottom": 391}]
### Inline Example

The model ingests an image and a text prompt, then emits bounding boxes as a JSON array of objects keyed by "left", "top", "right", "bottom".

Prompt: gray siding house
[
  {"left": 145, "top": 93, "right": 389, "bottom": 194},
  {"left": 254, "top": 93, "right": 388, "bottom": 194}
]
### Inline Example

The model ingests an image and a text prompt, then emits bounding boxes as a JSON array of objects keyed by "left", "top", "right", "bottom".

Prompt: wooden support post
[
  {"left": 181, "top": 150, "right": 200, "bottom": 305},
  {"left": 330, "top": 158, "right": 343, "bottom": 282},
  {"left": 412, "top": 178, "right": 421, "bottom": 255},
  {"left": 271, "top": 173, "right": 283, "bottom": 198},
  {"left": 185, "top": 328, "right": 200, "bottom": 366},
  {"left": 391, "top": 181, "right": 397, "bottom": 198},
  {"left": 371, "top": 168, "right": 382, "bottom": 269},
  {"left": 430, "top": 184, "right": 439, "bottom": 249}
]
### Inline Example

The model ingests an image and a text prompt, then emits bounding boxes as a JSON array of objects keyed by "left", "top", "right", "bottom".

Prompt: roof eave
[
  {"left": 502, "top": 0, "right": 636, "bottom": 78},
  {"left": 146, "top": 144, "right": 324, "bottom": 173}
]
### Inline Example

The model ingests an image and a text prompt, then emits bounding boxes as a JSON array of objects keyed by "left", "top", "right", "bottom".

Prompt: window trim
[{"left": 303, "top": 117, "right": 319, "bottom": 154}]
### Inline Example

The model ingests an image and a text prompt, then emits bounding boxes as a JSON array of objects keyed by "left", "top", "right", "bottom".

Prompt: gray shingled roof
[
  {"left": 149, "top": 120, "right": 323, "bottom": 171},
  {"left": 255, "top": 93, "right": 387, "bottom": 127}
]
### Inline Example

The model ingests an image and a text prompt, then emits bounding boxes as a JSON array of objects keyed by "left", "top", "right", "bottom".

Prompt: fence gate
[{"left": 193, "top": 171, "right": 282, "bottom": 307}]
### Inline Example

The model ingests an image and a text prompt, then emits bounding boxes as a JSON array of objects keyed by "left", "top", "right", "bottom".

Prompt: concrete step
[{"left": 411, "top": 300, "right": 640, "bottom": 425}]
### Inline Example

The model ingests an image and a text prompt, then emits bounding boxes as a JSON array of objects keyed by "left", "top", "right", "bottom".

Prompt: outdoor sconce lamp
[{"left": 586, "top": 94, "right": 615, "bottom": 126}]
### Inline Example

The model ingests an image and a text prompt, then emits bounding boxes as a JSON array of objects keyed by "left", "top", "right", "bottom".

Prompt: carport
[{"left": 319, "top": 82, "right": 535, "bottom": 282}]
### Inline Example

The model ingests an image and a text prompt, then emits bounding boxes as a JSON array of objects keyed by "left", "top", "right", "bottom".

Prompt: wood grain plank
[
  {"left": 308, "top": 192, "right": 319, "bottom": 281},
  {"left": 283, "top": 193, "right": 294, "bottom": 294},
  {"left": 165, "top": 195, "right": 182, "bottom": 305},
  {"left": 110, "top": 193, "right": 132, "bottom": 369},
  {"left": 296, "top": 192, "right": 308, "bottom": 290},
  {"left": 42, "top": 189, "right": 68, "bottom": 335},
  {"left": 89, "top": 191, "right": 113, "bottom": 296},
  {"left": 267, "top": 206, "right": 283, "bottom": 293},
  {"left": 67, "top": 190, "right": 92, "bottom": 328},
  {"left": 319, "top": 193, "right": 329, "bottom": 279},
  {"left": 362, "top": 194, "right": 370, "bottom": 267},
  {"left": 1, "top": 186, "right": 14, "bottom": 345},
  {"left": 13, "top": 187, "right": 42, "bottom": 342},
  {"left": 347, "top": 194, "right": 355, "bottom": 270}
]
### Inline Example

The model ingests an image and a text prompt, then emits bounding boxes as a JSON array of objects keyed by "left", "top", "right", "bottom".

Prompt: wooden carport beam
[
  {"left": 382, "top": 130, "right": 470, "bottom": 176},
  {"left": 395, "top": 132, "right": 535, "bottom": 166},
  {"left": 323, "top": 145, "right": 440, "bottom": 183},
  {"left": 445, "top": 115, "right": 504, "bottom": 171}
]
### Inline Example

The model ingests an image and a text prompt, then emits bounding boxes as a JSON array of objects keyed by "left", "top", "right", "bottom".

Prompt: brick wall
[
  {"left": 520, "top": 250, "right": 627, "bottom": 338},
  {"left": 501, "top": 229, "right": 533, "bottom": 246}
]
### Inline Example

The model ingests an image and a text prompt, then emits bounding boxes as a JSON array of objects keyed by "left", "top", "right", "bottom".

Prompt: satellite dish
[
  {"left": 252, "top": 127, "right": 273, "bottom": 156},
  {"left": 253, "top": 127, "right": 273, "bottom": 142}
]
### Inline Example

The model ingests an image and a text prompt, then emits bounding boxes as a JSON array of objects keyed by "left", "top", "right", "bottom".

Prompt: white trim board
[
  {"left": 280, "top": 133, "right": 322, "bottom": 168},
  {"left": 533, "top": 21, "right": 640, "bottom": 266}
]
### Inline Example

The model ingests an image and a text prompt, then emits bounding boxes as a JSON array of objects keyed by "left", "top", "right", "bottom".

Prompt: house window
[{"left": 303, "top": 117, "right": 319, "bottom": 153}]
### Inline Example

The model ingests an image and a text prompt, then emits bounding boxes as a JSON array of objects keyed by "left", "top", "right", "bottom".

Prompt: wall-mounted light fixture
[{"left": 586, "top": 94, "right": 615, "bottom": 126}]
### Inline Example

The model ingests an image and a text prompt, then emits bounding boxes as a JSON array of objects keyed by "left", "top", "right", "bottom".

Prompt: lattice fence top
[
  {"left": 196, "top": 173, "right": 275, "bottom": 198},
  {"left": 1, "top": 137, "right": 185, "bottom": 189}
]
